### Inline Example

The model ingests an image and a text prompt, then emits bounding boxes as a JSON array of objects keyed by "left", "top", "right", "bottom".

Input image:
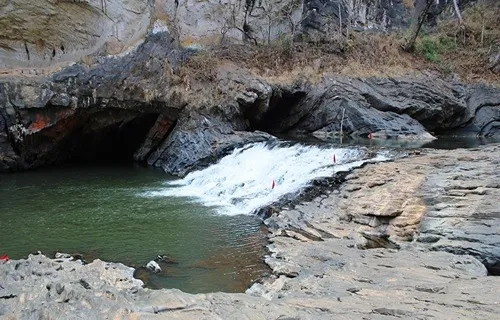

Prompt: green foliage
[
  {"left": 416, "top": 36, "right": 456, "bottom": 63},
  {"left": 278, "top": 35, "right": 294, "bottom": 58},
  {"left": 420, "top": 38, "right": 440, "bottom": 62}
]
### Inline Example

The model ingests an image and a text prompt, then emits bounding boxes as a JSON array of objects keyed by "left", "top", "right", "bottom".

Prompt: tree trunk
[
  {"left": 452, "top": 0, "right": 463, "bottom": 24},
  {"left": 403, "top": 0, "right": 434, "bottom": 52}
]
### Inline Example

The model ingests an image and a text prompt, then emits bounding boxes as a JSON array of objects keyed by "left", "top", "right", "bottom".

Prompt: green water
[{"left": 0, "top": 163, "right": 269, "bottom": 293}]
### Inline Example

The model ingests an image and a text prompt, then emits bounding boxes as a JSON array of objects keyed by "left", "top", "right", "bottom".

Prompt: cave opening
[
  {"left": 253, "top": 91, "right": 306, "bottom": 133},
  {"left": 65, "top": 112, "right": 160, "bottom": 164},
  {"left": 18, "top": 109, "right": 162, "bottom": 168}
]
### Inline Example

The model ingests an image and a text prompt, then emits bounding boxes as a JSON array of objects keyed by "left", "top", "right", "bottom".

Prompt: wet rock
[
  {"left": 287, "top": 77, "right": 472, "bottom": 138},
  {"left": 2, "top": 51, "right": 500, "bottom": 174},
  {"left": 2, "top": 146, "right": 500, "bottom": 319},
  {"left": 0, "top": 32, "right": 185, "bottom": 172},
  {"left": 453, "top": 84, "right": 500, "bottom": 137},
  {"left": 155, "top": 255, "right": 178, "bottom": 264},
  {"left": 147, "top": 111, "right": 275, "bottom": 176},
  {"left": 133, "top": 114, "right": 174, "bottom": 162},
  {"left": 54, "top": 253, "right": 72, "bottom": 259},
  {"left": 146, "top": 261, "right": 161, "bottom": 273}
]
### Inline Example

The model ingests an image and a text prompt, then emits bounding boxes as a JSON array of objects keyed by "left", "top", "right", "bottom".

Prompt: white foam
[{"left": 142, "top": 142, "right": 391, "bottom": 215}]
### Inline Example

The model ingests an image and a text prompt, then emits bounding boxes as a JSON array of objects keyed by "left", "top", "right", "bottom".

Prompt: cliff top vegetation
[{"left": 181, "top": 2, "right": 499, "bottom": 86}]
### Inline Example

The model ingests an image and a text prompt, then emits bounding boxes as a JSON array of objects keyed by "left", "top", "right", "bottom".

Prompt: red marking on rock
[{"left": 30, "top": 113, "right": 48, "bottom": 131}]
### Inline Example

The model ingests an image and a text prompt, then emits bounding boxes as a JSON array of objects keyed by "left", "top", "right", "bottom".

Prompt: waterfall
[{"left": 142, "top": 141, "right": 391, "bottom": 215}]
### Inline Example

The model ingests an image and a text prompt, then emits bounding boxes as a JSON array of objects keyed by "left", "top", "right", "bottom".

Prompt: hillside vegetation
[{"left": 182, "top": 2, "right": 500, "bottom": 86}]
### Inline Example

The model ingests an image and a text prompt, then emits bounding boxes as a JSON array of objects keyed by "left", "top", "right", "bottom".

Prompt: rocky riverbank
[{"left": 2, "top": 144, "right": 499, "bottom": 319}]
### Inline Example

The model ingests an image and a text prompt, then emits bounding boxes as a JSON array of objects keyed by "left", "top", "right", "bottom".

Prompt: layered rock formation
[
  {"left": 1, "top": 0, "right": 499, "bottom": 174},
  {"left": 1, "top": 29, "right": 500, "bottom": 174},
  {"left": 1, "top": 0, "right": 483, "bottom": 72},
  {"left": 268, "top": 144, "right": 500, "bottom": 275}
]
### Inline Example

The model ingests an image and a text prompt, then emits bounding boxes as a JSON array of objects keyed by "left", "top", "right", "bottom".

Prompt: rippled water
[{"left": 0, "top": 164, "right": 268, "bottom": 293}]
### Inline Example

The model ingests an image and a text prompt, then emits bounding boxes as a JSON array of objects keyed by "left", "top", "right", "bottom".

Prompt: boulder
[
  {"left": 453, "top": 84, "right": 500, "bottom": 137},
  {"left": 146, "top": 261, "right": 162, "bottom": 273},
  {"left": 147, "top": 110, "right": 274, "bottom": 176}
]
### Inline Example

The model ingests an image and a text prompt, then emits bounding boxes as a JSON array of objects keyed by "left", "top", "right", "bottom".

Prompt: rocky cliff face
[
  {"left": 1, "top": 0, "right": 477, "bottom": 72},
  {"left": 160, "top": 0, "right": 414, "bottom": 46},
  {"left": 0, "top": 0, "right": 152, "bottom": 70},
  {"left": 1, "top": 31, "right": 499, "bottom": 174}
]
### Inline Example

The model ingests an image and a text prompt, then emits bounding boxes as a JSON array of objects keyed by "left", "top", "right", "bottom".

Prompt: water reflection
[{"left": 280, "top": 133, "right": 500, "bottom": 150}]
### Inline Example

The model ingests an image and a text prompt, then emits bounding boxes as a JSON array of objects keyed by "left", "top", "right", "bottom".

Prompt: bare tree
[
  {"left": 452, "top": 0, "right": 463, "bottom": 24},
  {"left": 216, "top": 0, "right": 305, "bottom": 46},
  {"left": 403, "top": 0, "right": 434, "bottom": 52}
]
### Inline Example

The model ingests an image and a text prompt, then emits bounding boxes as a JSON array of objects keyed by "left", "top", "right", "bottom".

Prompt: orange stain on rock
[{"left": 30, "top": 114, "right": 48, "bottom": 131}]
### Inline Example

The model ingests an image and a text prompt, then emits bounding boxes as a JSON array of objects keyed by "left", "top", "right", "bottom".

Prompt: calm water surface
[{"left": 0, "top": 163, "right": 269, "bottom": 293}]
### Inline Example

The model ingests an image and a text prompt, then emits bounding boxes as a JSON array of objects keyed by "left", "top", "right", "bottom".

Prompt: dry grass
[
  {"left": 179, "top": 4, "right": 500, "bottom": 88},
  {"left": 180, "top": 33, "right": 430, "bottom": 86},
  {"left": 414, "top": 3, "right": 500, "bottom": 83}
]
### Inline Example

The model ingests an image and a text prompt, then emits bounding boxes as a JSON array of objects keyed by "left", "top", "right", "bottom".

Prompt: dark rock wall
[{"left": 0, "top": 31, "right": 179, "bottom": 171}]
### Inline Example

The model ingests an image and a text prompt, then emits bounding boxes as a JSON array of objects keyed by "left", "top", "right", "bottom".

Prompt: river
[{"left": 2, "top": 137, "right": 493, "bottom": 293}]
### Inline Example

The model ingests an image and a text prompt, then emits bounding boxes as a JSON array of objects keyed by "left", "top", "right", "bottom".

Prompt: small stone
[
  {"left": 146, "top": 260, "right": 161, "bottom": 273},
  {"left": 56, "top": 283, "right": 65, "bottom": 295}
]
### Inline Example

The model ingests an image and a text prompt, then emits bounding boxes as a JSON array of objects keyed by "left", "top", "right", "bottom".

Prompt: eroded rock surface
[
  {"left": 268, "top": 144, "right": 500, "bottom": 274},
  {"left": 0, "top": 0, "right": 152, "bottom": 69},
  {"left": 2, "top": 52, "right": 500, "bottom": 174},
  {"left": 2, "top": 145, "right": 500, "bottom": 319}
]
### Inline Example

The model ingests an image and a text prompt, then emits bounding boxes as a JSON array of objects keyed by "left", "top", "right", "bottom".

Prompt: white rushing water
[{"left": 143, "top": 142, "right": 391, "bottom": 215}]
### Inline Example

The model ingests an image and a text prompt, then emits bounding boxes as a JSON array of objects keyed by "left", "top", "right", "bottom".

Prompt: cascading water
[{"left": 143, "top": 141, "right": 392, "bottom": 215}]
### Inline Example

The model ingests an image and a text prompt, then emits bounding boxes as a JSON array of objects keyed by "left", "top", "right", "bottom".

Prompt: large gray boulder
[
  {"left": 453, "top": 84, "right": 500, "bottom": 137},
  {"left": 0, "top": 31, "right": 185, "bottom": 172},
  {"left": 251, "top": 77, "right": 465, "bottom": 139},
  {"left": 147, "top": 110, "right": 274, "bottom": 176}
]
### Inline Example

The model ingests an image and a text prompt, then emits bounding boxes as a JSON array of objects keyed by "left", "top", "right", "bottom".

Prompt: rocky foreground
[{"left": 1, "top": 144, "right": 500, "bottom": 319}]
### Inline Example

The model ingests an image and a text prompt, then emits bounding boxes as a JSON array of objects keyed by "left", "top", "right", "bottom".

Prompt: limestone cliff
[
  {"left": 0, "top": 0, "right": 152, "bottom": 69},
  {"left": 1, "top": 0, "right": 477, "bottom": 71}
]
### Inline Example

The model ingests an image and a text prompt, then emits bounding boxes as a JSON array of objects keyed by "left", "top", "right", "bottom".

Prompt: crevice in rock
[
  {"left": 288, "top": 226, "right": 324, "bottom": 242},
  {"left": 253, "top": 90, "right": 307, "bottom": 133},
  {"left": 24, "top": 42, "right": 30, "bottom": 61}
]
